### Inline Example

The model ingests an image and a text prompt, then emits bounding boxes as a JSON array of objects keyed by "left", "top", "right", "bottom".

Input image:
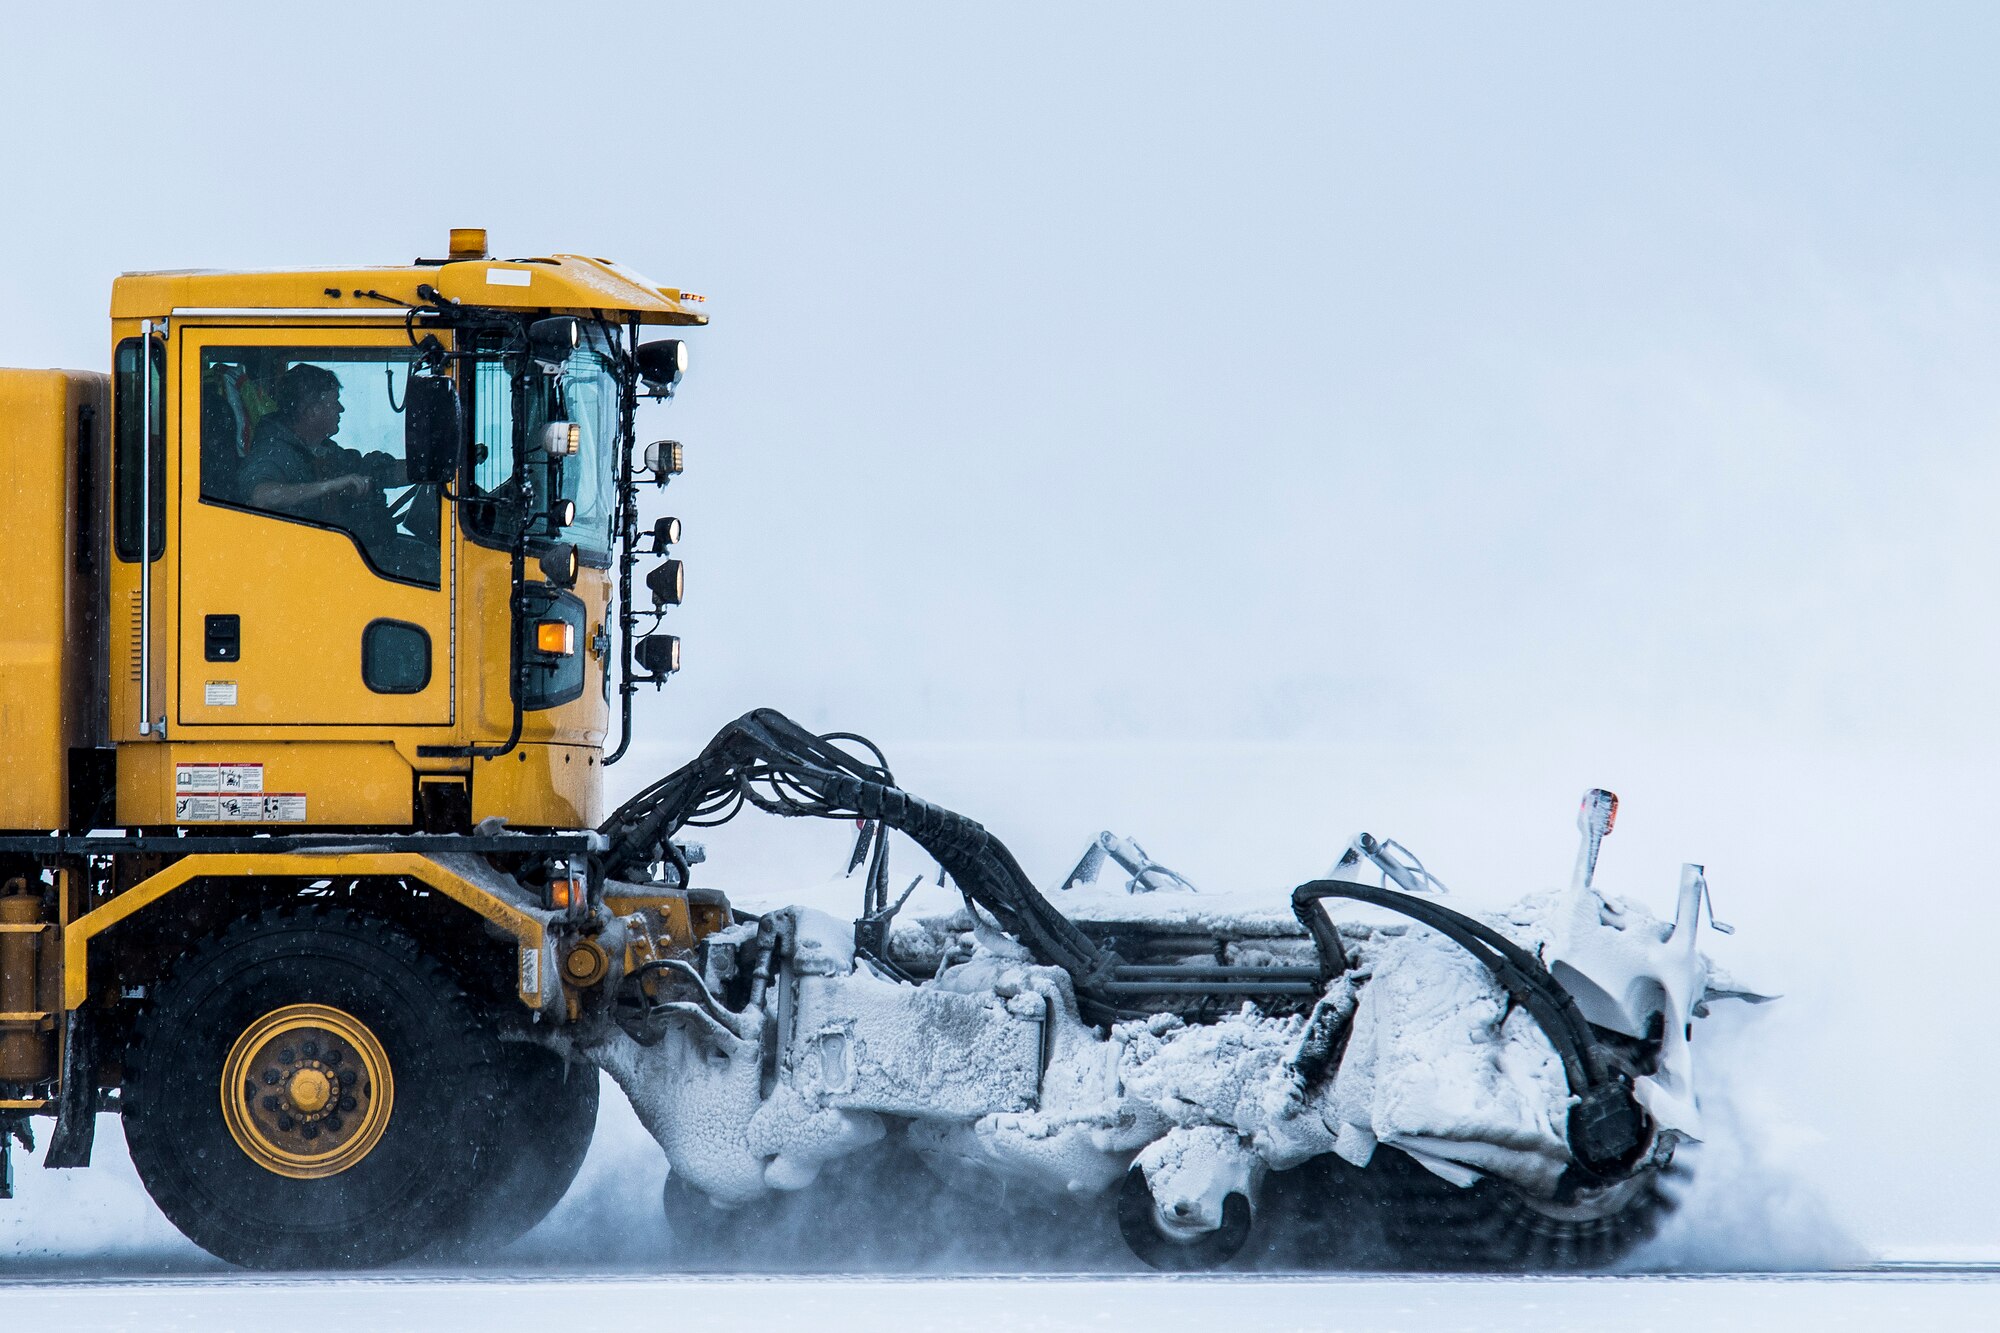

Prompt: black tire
[
  {"left": 448, "top": 1043, "right": 600, "bottom": 1251},
  {"left": 124, "top": 906, "right": 505, "bottom": 1269},
  {"left": 1370, "top": 1148, "right": 1676, "bottom": 1270},
  {"left": 661, "top": 1168, "right": 779, "bottom": 1266},
  {"left": 1116, "top": 1166, "right": 1254, "bottom": 1271}
]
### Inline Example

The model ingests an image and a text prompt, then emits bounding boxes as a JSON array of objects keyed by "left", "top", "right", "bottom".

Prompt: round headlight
[
  {"left": 646, "top": 559, "right": 685, "bottom": 607},
  {"left": 539, "top": 543, "right": 580, "bottom": 588}
]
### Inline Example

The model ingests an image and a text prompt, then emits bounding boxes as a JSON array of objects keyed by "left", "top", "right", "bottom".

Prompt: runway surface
[
  {"left": 2, "top": 1102, "right": 1977, "bottom": 1328},
  {"left": 0, "top": 1267, "right": 1996, "bottom": 1332}
]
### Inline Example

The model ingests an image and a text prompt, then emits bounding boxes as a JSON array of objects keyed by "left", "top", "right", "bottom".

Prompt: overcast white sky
[{"left": 6, "top": 2, "right": 1999, "bottom": 1256}]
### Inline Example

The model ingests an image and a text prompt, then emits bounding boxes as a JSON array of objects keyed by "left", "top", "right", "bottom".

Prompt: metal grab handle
[{"left": 137, "top": 321, "right": 157, "bottom": 739}]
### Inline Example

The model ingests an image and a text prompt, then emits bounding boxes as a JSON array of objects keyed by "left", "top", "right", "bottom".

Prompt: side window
[
  {"left": 469, "top": 355, "right": 517, "bottom": 496},
  {"left": 113, "top": 336, "right": 166, "bottom": 562},
  {"left": 362, "top": 619, "right": 431, "bottom": 694},
  {"left": 200, "top": 346, "right": 440, "bottom": 588}
]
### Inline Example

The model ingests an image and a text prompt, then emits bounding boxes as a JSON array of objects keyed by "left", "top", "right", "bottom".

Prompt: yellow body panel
[
  {"left": 0, "top": 370, "right": 106, "bottom": 830},
  {"left": 63, "top": 851, "right": 551, "bottom": 1009},
  {"left": 472, "top": 743, "right": 604, "bottom": 828},
  {"left": 111, "top": 254, "right": 707, "bottom": 327},
  {"left": 116, "top": 741, "right": 420, "bottom": 826}
]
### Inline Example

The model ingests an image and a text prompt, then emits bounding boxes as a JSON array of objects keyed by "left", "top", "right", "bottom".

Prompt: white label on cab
[
  {"left": 486, "top": 268, "right": 532, "bottom": 287},
  {"left": 519, "top": 945, "right": 541, "bottom": 996},
  {"left": 178, "top": 763, "right": 262, "bottom": 793},
  {"left": 262, "top": 794, "right": 307, "bottom": 822},
  {"left": 204, "top": 681, "right": 238, "bottom": 706}
]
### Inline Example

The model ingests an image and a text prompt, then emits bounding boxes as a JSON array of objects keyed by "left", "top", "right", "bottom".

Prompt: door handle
[{"left": 204, "top": 614, "right": 241, "bottom": 662}]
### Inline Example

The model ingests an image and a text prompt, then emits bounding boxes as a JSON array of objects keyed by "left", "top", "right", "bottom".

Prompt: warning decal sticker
[
  {"left": 173, "top": 765, "right": 302, "bottom": 822},
  {"left": 173, "top": 795, "right": 220, "bottom": 822},
  {"left": 176, "top": 763, "right": 263, "bottom": 794},
  {"left": 217, "top": 794, "right": 262, "bottom": 822},
  {"left": 262, "top": 794, "right": 307, "bottom": 822}
]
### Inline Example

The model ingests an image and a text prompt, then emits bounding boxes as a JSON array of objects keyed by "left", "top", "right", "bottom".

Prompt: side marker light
[{"left": 536, "top": 621, "right": 576, "bottom": 656}]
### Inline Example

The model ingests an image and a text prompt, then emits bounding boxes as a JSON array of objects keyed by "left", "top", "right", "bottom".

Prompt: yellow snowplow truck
[
  {"left": 0, "top": 233, "right": 1738, "bottom": 1272},
  {"left": 0, "top": 231, "right": 721, "bottom": 1266}
]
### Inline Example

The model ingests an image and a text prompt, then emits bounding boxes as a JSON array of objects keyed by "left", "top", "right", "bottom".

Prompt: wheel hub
[{"left": 220, "top": 1004, "right": 394, "bottom": 1179}]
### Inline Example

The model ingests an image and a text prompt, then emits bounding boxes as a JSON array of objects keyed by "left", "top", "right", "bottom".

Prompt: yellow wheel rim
[{"left": 220, "top": 1004, "right": 394, "bottom": 1180}]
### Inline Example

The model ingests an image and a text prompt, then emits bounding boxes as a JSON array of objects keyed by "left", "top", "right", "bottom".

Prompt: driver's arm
[{"left": 250, "top": 474, "right": 371, "bottom": 509}]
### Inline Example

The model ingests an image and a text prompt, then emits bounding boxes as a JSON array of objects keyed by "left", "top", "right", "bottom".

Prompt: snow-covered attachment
[{"left": 576, "top": 711, "right": 1762, "bottom": 1270}]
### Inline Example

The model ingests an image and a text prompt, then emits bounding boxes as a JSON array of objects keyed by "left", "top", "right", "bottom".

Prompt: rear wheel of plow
[
  {"left": 660, "top": 1169, "right": 799, "bottom": 1266},
  {"left": 123, "top": 907, "right": 505, "bottom": 1269},
  {"left": 1116, "top": 1166, "right": 1254, "bottom": 1271},
  {"left": 1371, "top": 1149, "right": 1676, "bottom": 1270}
]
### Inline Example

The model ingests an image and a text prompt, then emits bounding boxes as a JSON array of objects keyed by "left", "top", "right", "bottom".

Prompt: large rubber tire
[
  {"left": 1370, "top": 1149, "right": 1676, "bottom": 1270},
  {"left": 1115, "top": 1166, "right": 1254, "bottom": 1271},
  {"left": 449, "top": 1043, "right": 599, "bottom": 1251},
  {"left": 124, "top": 906, "right": 505, "bottom": 1269}
]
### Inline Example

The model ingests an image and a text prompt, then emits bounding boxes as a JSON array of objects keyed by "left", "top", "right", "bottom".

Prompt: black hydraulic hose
[
  {"left": 605, "top": 317, "right": 642, "bottom": 766},
  {"left": 1291, "top": 879, "right": 1648, "bottom": 1178},
  {"left": 1293, "top": 880, "right": 1606, "bottom": 1093},
  {"left": 598, "top": 708, "right": 1113, "bottom": 983}
]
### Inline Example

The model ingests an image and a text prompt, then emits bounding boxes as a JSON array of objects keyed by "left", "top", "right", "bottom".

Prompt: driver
[{"left": 241, "top": 364, "right": 405, "bottom": 542}]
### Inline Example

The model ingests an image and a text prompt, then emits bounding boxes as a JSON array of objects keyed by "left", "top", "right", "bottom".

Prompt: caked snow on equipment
[{"left": 579, "top": 709, "right": 1761, "bottom": 1269}]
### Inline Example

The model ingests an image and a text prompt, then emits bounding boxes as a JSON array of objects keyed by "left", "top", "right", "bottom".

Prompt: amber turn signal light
[{"left": 536, "top": 620, "right": 576, "bottom": 655}]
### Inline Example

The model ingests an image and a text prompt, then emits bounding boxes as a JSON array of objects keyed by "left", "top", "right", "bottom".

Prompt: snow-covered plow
[{"left": 573, "top": 708, "right": 1758, "bottom": 1270}]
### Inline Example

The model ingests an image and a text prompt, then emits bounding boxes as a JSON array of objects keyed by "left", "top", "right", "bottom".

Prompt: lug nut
[
  {"left": 339, "top": 1094, "right": 357, "bottom": 1112},
  {"left": 326, "top": 1115, "right": 343, "bottom": 1132},
  {"left": 276, "top": 1113, "right": 295, "bottom": 1131},
  {"left": 278, "top": 1048, "right": 295, "bottom": 1065},
  {"left": 302, "top": 1040, "right": 319, "bottom": 1058},
  {"left": 261, "top": 1095, "right": 280, "bottom": 1112},
  {"left": 302, "top": 1123, "right": 320, "bottom": 1140},
  {"left": 338, "top": 1069, "right": 357, "bottom": 1087},
  {"left": 262, "top": 1069, "right": 280, "bottom": 1085},
  {"left": 324, "top": 1048, "right": 342, "bottom": 1065}
]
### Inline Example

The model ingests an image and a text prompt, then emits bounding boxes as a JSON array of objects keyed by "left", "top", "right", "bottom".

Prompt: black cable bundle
[{"left": 598, "top": 709, "right": 1113, "bottom": 986}]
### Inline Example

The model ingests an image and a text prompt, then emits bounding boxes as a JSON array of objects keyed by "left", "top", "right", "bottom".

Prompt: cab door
[{"left": 176, "top": 326, "right": 453, "bottom": 729}]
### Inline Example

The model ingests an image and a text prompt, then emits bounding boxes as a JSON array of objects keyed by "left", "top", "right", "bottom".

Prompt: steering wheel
[{"left": 385, "top": 483, "right": 423, "bottom": 521}]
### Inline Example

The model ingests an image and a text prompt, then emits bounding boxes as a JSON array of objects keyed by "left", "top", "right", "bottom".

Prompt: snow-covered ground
[{"left": 2, "top": 1272, "right": 1998, "bottom": 1333}]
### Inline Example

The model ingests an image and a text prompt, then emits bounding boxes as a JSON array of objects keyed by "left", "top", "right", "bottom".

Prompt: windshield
[{"left": 464, "top": 329, "right": 621, "bottom": 560}]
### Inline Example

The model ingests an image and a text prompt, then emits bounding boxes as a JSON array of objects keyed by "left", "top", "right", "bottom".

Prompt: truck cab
[
  {"left": 0, "top": 232, "right": 711, "bottom": 1267},
  {"left": 95, "top": 231, "right": 703, "bottom": 833}
]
